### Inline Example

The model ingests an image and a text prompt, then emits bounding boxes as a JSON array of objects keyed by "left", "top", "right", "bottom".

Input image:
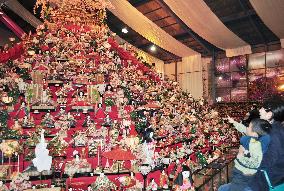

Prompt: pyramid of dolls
[{"left": 0, "top": 0, "right": 239, "bottom": 190}]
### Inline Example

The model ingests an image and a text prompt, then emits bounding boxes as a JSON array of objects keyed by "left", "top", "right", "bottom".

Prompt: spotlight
[
  {"left": 216, "top": 97, "right": 222, "bottom": 102},
  {"left": 150, "top": 45, "right": 156, "bottom": 52},
  {"left": 218, "top": 76, "right": 223, "bottom": 80},
  {"left": 121, "top": 27, "right": 128, "bottom": 34},
  {"left": 0, "top": 11, "right": 3, "bottom": 15}
]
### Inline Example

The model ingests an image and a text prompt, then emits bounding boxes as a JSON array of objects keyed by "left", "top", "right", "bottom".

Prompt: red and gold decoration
[{"left": 0, "top": 0, "right": 239, "bottom": 190}]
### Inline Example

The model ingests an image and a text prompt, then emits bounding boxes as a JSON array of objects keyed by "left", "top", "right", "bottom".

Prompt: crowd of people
[{"left": 219, "top": 96, "right": 284, "bottom": 191}]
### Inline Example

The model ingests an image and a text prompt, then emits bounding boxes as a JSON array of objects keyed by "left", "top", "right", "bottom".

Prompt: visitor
[
  {"left": 242, "top": 104, "right": 260, "bottom": 127},
  {"left": 249, "top": 97, "right": 284, "bottom": 191},
  {"left": 218, "top": 118, "right": 271, "bottom": 191},
  {"left": 226, "top": 103, "right": 260, "bottom": 132}
]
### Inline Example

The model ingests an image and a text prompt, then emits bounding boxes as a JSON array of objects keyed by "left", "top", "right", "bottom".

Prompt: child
[{"left": 219, "top": 118, "right": 271, "bottom": 191}]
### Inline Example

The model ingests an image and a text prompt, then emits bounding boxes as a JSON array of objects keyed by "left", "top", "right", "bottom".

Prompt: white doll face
[{"left": 182, "top": 171, "right": 190, "bottom": 178}]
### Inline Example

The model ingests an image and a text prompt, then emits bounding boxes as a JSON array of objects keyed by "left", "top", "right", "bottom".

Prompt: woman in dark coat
[{"left": 250, "top": 97, "right": 284, "bottom": 191}]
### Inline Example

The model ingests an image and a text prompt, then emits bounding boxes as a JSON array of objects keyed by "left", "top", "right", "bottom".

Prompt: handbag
[{"left": 261, "top": 170, "right": 284, "bottom": 191}]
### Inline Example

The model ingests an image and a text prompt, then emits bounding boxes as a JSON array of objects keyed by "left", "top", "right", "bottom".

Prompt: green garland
[
  {"left": 104, "top": 98, "right": 114, "bottom": 106},
  {"left": 130, "top": 111, "right": 138, "bottom": 120},
  {"left": 7, "top": 87, "right": 20, "bottom": 105},
  {"left": 196, "top": 151, "right": 208, "bottom": 167},
  {"left": 0, "top": 109, "right": 20, "bottom": 140},
  {"left": 135, "top": 121, "right": 147, "bottom": 134},
  {"left": 0, "top": 110, "right": 9, "bottom": 127},
  {"left": 0, "top": 127, "right": 21, "bottom": 140},
  {"left": 191, "top": 125, "right": 196, "bottom": 134},
  {"left": 122, "top": 86, "right": 133, "bottom": 101},
  {"left": 17, "top": 69, "right": 31, "bottom": 80}
]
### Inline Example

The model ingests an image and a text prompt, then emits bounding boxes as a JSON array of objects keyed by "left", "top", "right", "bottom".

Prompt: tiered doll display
[{"left": 0, "top": 0, "right": 239, "bottom": 190}]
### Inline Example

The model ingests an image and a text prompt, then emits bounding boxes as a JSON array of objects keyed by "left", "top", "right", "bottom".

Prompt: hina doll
[
  {"left": 73, "top": 91, "right": 89, "bottom": 106},
  {"left": 42, "top": 78, "right": 48, "bottom": 90},
  {"left": 41, "top": 88, "right": 53, "bottom": 105},
  {"left": 103, "top": 84, "right": 114, "bottom": 99},
  {"left": 122, "top": 118, "right": 131, "bottom": 137},
  {"left": 95, "top": 103, "right": 106, "bottom": 119},
  {"left": 147, "top": 179, "right": 158, "bottom": 191},
  {"left": 55, "top": 107, "right": 66, "bottom": 119},
  {"left": 90, "top": 173, "right": 117, "bottom": 191},
  {"left": 16, "top": 101, "right": 28, "bottom": 119},
  {"left": 170, "top": 159, "right": 181, "bottom": 179},
  {"left": 0, "top": 181, "right": 8, "bottom": 191},
  {"left": 17, "top": 78, "right": 27, "bottom": 94},
  {"left": 102, "top": 114, "right": 112, "bottom": 127},
  {"left": 57, "top": 95, "right": 67, "bottom": 106},
  {"left": 82, "top": 114, "right": 94, "bottom": 127},
  {"left": 173, "top": 165, "right": 195, "bottom": 191},
  {"left": 21, "top": 115, "right": 35, "bottom": 128},
  {"left": 67, "top": 112, "right": 76, "bottom": 128},
  {"left": 11, "top": 120, "right": 23, "bottom": 134},
  {"left": 115, "top": 88, "right": 125, "bottom": 107},
  {"left": 56, "top": 82, "right": 73, "bottom": 97},
  {"left": 141, "top": 128, "right": 155, "bottom": 165},
  {"left": 160, "top": 170, "right": 169, "bottom": 189},
  {"left": 42, "top": 112, "right": 55, "bottom": 128}
]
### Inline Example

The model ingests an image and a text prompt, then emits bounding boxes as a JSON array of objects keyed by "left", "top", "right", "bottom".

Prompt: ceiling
[{"left": 0, "top": 0, "right": 282, "bottom": 62}]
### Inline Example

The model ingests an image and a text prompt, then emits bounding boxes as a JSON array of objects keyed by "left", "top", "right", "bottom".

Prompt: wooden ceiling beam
[
  {"left": 143, "top": 7, "right": 162, "bottom": 15},
  {"left": 238, "top": 0, "right": 267, "bottom": 46},
  {"left": 107, "top": 10, "right": 181, "bottom": 62},
  {"left": 160, "top": 22, "right": 178, "bottom": 29},
  {"left": 174, "top": 33, "right": 190, "bottom": 41},
  {"left": 221, "top": 9, "right": 256, "bottom": 23},
  {"left": 130, "top": 0, "right": 153, "bottom": 7},
  {"left": 152, "top": 15, "right": 171, "bottom": 23}
]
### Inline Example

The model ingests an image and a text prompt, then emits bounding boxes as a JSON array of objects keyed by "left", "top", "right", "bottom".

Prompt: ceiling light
[
  {"left": 150, "top": 45, "right": 156, "bottom": 52},
  {"left": 218, "top": 76, "right": 223, "bottom": 80},
  {"left": 121, "top": 27, "right": 128, "bottom": 34},
  {"left": 278, "top": 84, "right": 284, "bottom": 91},
  {"left": 216, "top": 97, "right": 222, "bottom": 102}
]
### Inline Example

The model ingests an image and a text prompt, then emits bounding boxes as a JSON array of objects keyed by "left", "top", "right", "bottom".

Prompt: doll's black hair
[
  {"left": 142, "top": 127, "right": 154, "bottom": 143},
  {"left": 173, "top": 165, "right": 194, "bottom": 186},
  {"left": 105, "top": 84, "right": 113, "bottom": 92}
]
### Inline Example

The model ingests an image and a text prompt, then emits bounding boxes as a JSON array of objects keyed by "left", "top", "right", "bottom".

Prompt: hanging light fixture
[
  {"left": 121, "top": 27, "right": 128, "bottom": 34},
  {"left": 150, "top": 45, "right": 156, "bottom": 52}
]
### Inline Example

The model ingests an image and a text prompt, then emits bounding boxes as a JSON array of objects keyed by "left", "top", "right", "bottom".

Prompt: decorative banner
[
  {"left": 181, "top": 55, "right": 203, "bottom": 98},
  {"left": 250, "top": 0, "right": 284, "bottom": 48},
  {"left": 164, "top": 0, "right": 252, "bottom": 57},
  {"left": 0, "top": 12, "right": 25, "bottom": 38},
  {"left": 108, "top": 0, "right": 198, "bottom": 57}
]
